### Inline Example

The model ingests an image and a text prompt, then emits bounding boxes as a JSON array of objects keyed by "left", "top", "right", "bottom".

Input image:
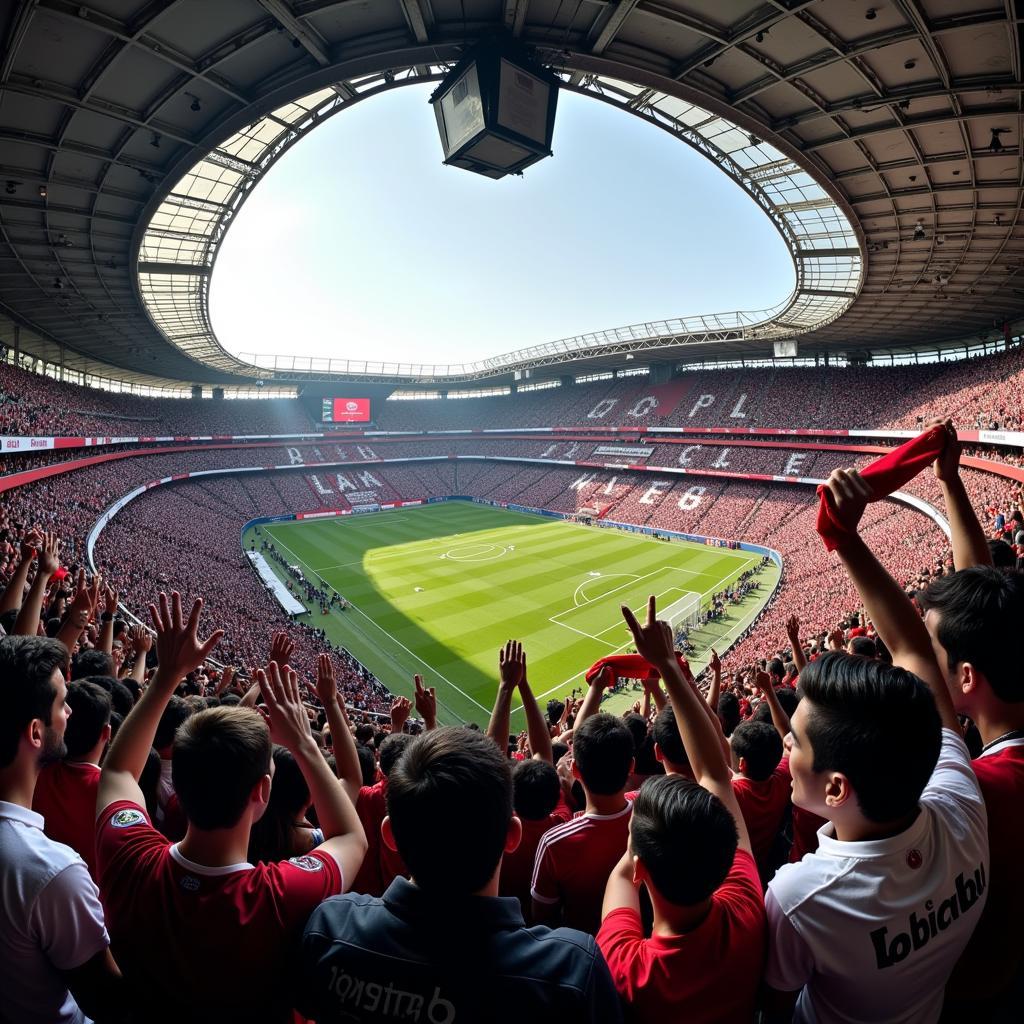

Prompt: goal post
[{"left": 661, "top": 591, "right": 703, "bottom": 636}]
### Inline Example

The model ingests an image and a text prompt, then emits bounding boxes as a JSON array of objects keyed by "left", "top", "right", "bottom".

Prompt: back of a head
[
  {"left": 84, "top": 674, "right": 133, "bottom": 718},
  {"left": 248, "top": 745, "right": 309, "bottom": 864},
  {"left": 652, "top": 704, "right": 690, "bottom": 772},
  {"left": 172, "top": 706, "right": 272, "bottom": 831},
  {"left": 622, "top": 713, "right": 648, "bottom": 754},
  {"left": 155, "top": 695, "right": 193, "bottom": 751},
  {"left": 379, "top": 732, "right": 412, "bottom": 777},
  {"left": 72, "top": 648, "right": 113, "bottom": 681},
  {"left": 573, "top": 713, "right": 634, "bottom": 795},
  {"left": 717, "top": 692, "right": 741, "bottom": 737},
  {"left": 0, "top": 635, "right": 68, "bottom": 769},
  {"left": 848, "top": 636, "right": 878, "bottom": 659},
  {"left": 731, "top": 720, "right": 783, "bottom": 781},
  {"left": 919, "top": 566, "right": 1024, "bottom": 703},
  {"left": 546, "top": 698, "right": 565, "bottom": 727},
  {"left": 386, "top": 727, "right": 511, "bottom": 894},
  {"left": 988, "top": 538, "right": 1016, "bottom": 568},
  {"left": 512, "top": 759, "right": 560, "bottom": 821},
  {"left": 356, "top": 744, "right": 376, "bottom": 786},
  {"left": 631, "top": 775, "right": 738, "bottom": 906},
  {"left": 63, "top": 681, "right": 111, "bottom": 759},
  {"left": 799, "top": 651, "right": 941, "bottom": 823},
  {"left": 768, "top": 657, "right": 785, "bottom": 681}
]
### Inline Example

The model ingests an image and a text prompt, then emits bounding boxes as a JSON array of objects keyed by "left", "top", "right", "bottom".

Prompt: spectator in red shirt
[
  {"left": 33, "top": 679, "right": 111, "bottom": 878},
  {"left": 730, "top": 719, "right": 790, "bottom": 881},
  {"left": 95, "top": 592, "right": 367, "bottom": 1023},
  {"left": 531, "top": 687, "right": 636, "bottom": 932},
  {"left": 598, "top": 596, "right": 766, "bottom": 1023}
]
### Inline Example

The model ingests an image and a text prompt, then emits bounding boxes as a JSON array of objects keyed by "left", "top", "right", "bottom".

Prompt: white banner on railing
[{"left": 246, "top": 552, "right": 306, "bottom": 615}]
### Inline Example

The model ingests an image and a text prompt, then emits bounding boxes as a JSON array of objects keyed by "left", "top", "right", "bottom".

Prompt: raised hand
[
  {"left": 498, "top": 639, "right": 525, "bottom": 689},
  {"left": 258, "top": 661, "right": 313, "bottom": 751},
  {"left": 709, "top": 648, "right": 721, "bottom": 674},
  {"left": 130, "top": 622, "right": 153, "bottom": 655},
  {"left": 927, "top": 418, "right": 960, "bottom": 482},
  {"left": 147, "top": 591, "right": 224, "bottom": 686},
  {"left": 621, "top": 595, "right": 675, "bottom": 670},
  {"left": 822, "top": 467, "right": 872, "bottom": 534},
  {"left": 785, "top": 614, "right": 800, "bottom": 643},
  {"left": 37, "top": 532, "right": 60, "bottom": 576},
  {"left": 828, "top": 626, "right": 845, "bottom": 650},
  {"left": 315, "top": 653, "right": 338, "bottom": 706},
  {"left": 19, "top": 527, "right": 42, "bottom": 559},
  {"left": 390, "top": 695, "right": 412, "bottom": 734},
  {"left": 414, "top": 674, "right": 437, "bottom": 729},
  {"left": 103, "top": 586, "right": 119, "bottom": 617},
  {"left": 268, "top": 630, "right": 295, "bottom": 668}
]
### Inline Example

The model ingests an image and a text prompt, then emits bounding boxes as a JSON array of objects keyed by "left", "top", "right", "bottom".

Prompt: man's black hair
[
  {"left": 622, "top": 712, "right": 648, "bottom": 753},
  {"left": 0, "top": 636, "right": 68, "bottom": 768},
  {"left": 154, "top": 695, "right": 193, "bottom": 751},
  {"left": 386, "top": 727, "right": 512, "bottom": 893},
  {"left": 652, "top": 704, "right": 689, "bottom": 771},
  {"left": 83, "top": 675, "right": 132, "bottom": 718},
  {"left": 512, "top": 759, "right": 561, "bottom": 821},
  {"left": 551, "top": 740, "right": 569, "bottom": 764},
  {"left": 545, "top": 698, "right": 565, "bottom": 727},
  {"left": 717, "top": 692, "right": 741, "bottom": 737},
  {"left": 573, "top": 714, "right": 634, "bottom": 795},
  {"left": 799, "top": 651, "right": 941, "bottom": 823},
  {"left": 356, "top": 743, "right": 376, "bottom": 786},
  {"left": 379, "top": 732, "right": 412, "bottom": 777},
  {"left": 64, "top": 681, "right": 112, "bottom": 759},
  {"left": 731, "top": 720, "right": 783, "bottom": 781},
  {"left": 631, "top": 775, "right": 737, "bottom": 906},
  {"left": 919, "top": 566, "right": 1024, "bottom": 703},
  {"left": 71, "top": 648, "right": 113, "bottom": 681},
  {"left": 988, "top": 538, "right": 1016, "bottom": 568},
  {"left": 767, "top": 658, "right": 785, "bottom": 681},
  {"left": 848, "top": 636, "right": 878, "bottom": 659}
]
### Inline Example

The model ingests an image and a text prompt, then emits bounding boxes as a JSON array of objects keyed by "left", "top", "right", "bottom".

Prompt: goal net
[{"left": 661, "top": 591, "right": 703, "bottom": 638}]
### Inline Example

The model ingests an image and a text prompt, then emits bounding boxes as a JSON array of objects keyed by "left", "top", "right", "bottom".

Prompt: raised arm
[
  {"left": 315, "top": 653, "right": 361, "bottom": 804},
  {"left": 98, "top": 592, "right": 224, "bottom": 814},
  {"left": 930, "top": 419, "right": 993, "bottom": 570},
  {"left": 413, "top": 674, "right": 437, "bottom": 731},
  {"left": 259, "top": 661, "right": 366, "bottom": 887},
  {"left": 0, "top": 527, "right": 41, "bottom": 615},
  {"left": 517, "top": 650, "right": 553, "bottom": 764},
  {"left": 621, "top": 596, "right": 751, "bottom": 855},
  {"left": 13, "top": 531, "right": 59, "bottom": 636},
  {"left": 54, "top": 570, "right": 98, "bottom": 654},
  {"left": 706, "top": 648, "right": 723, "bottom": 711},
  {"left": 98, "top": 587, "right": 119, "bottom": 655},
  {"left": 756, "top": 670, "right": 791, "bottom": 740},
  {"left": 821, "top": 469, "right": 959, "bottom": 731},
  {"left": 785, "top": 615, "right": 807, "bottom": 672},
  {"left": 487, "top": 641, "right": 521, "bottom": 754}
]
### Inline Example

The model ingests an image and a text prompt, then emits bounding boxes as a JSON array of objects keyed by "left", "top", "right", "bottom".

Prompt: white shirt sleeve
[
  {"left": 764, "top": 887, "right": 816, "bottom": 993},
  {"left": 31, "top": 862, "right": 109, "bottom": 971},
  {"left": 921, "top": 728, "right": 987, "bottom": 842}
]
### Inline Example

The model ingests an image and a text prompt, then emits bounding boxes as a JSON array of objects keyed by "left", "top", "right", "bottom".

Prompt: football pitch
[{"left": 245, "top": 502, "right": 779, "bottom": 727}]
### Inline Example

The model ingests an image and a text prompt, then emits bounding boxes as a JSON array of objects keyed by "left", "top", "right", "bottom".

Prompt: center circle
[{"left": 445, "top": 543, "right": 508, "bottom": 562}]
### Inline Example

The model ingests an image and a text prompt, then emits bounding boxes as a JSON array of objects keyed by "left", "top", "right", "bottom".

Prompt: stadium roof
[{"left": 0, "top": 1, "right": 1021, "bottom": 389}]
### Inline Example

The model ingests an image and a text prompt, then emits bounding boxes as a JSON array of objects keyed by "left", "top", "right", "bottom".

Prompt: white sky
[{"left": 209, "top": 85, "right": 795, "bottom": 366}]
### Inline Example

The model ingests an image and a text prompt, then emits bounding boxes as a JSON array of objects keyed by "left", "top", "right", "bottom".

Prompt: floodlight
[{"left": 430, "top": 36, "right": 559, "bottom": 180}]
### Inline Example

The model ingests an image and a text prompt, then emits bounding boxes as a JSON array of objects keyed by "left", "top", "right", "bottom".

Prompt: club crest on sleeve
[
  {"left": 288, "top": 855, "right": 324, "bottom": 872},
  {"left": 110, "top": 808, "right": 145, "bottom": 828}
]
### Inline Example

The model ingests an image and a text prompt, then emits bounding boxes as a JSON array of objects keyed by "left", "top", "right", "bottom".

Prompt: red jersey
[
  {"left": 96, "top": 800, "right": 342, "bottom": 1022},
  {"left": 597, "top": 849, "right": 766, "bottom": 1023},
  {"left": 531, "top": 801, "right": 632, "bottom": 933},
  {"left": 948, "top": 739, "right": 1024, "bottom": 1000},
  {"left": 731, "top": 757, "right": 791, "bottom": 877},
  {"left": 352, "top": 779, "right": 407, "bottom": 896},
  {"left": 789, "top": 805, "right": 827, "bottom": 863},
  {"left": 500, "top": 800, "right": 571, "bottom": 917},
  {"left": 33, "top": 760, "right": 100, "bottom": 878}
]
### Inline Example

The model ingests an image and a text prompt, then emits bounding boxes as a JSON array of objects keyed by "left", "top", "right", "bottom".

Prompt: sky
[{"left": 209, "top": 85, "right": 795, "bottom": 368}]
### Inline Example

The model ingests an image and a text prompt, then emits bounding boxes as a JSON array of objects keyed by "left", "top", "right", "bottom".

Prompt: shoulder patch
[
  {"left": 288, "top": 854, "right": 324, "bottom": 872},
  {"left": 110, "top": 808, "right": 146, "bottom": 829}
]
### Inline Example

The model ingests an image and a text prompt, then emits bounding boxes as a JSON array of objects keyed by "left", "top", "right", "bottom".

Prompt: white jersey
[{"left": 765, "top": 729, "right": 989, "bottom": 1024}]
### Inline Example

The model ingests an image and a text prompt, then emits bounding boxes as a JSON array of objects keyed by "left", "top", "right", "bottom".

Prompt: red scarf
[
  {"left": 816, "top": 425, "right": 946, "bottom": 551},
  {"left": 585, "top": 652, "right": 690, "bottom": 688}
]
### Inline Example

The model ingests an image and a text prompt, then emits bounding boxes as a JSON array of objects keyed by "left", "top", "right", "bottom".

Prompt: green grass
[{"left": 244, "top": 502, "right": 779, "bottom": 727}]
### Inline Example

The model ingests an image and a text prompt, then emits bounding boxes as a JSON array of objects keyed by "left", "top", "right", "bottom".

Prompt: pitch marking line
[
  {"left": 264, "top": 530, "right": 493, "bottom": 717},
  {"left": 572, "top": 573, "right": 640, "bottom": 608}
]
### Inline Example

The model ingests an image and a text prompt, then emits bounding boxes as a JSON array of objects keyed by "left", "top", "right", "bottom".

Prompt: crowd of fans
[{"left": 2, "top": 416, "right": 1022, "bottom": 1023}]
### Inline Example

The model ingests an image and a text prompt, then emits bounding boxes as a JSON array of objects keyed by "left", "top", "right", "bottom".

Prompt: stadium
[{"left": 0, "top": 3, "right": 1022, "bottom": 1022}]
